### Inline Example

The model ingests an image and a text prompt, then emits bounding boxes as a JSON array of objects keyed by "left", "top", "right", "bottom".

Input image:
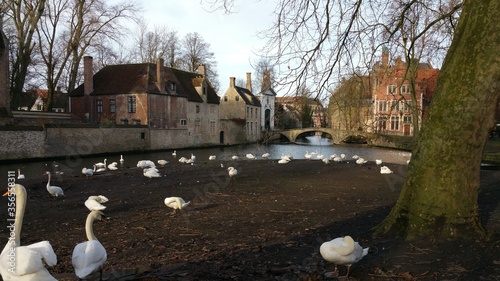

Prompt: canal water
[{"left": 0, "top": 136, "right": 411, "bottom": 186}]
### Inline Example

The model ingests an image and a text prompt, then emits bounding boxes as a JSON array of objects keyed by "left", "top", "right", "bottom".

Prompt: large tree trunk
[{"left": 377, "top": 0, "right": 500, "bottom": 239}]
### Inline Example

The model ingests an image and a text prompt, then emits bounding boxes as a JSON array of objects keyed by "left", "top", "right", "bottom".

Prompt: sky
[{"left": 139, "top": 0, "right": 277, "bottom": 93}]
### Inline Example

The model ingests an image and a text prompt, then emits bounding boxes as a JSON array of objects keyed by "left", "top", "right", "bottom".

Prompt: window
[
  {"left": 391, "top": 116, "right": 400, "bottom": 130},
  {"left": 180, "top": 119, "right": 187, "bottom": 126},
  {"left": 128, "top": 96, "right": 136, "bottom": 113},
  {"left": 246, "top": 107, "right": 249, "bottom": 118},
  {"left": 196, "top": 105, "right": 200, "bottom": 113},
  {"left": 392, "top": 100, "right": 400, "bottom": 111},
  {"left": 109, "top": 99, "right": 116, "bottom": 113},
  {"left": 378, "top": 101, "right": 387, "bottom": 112},
  {"left": 121, "top": 118, "right": 129, "bottom": 125},
  {"left": 403, "top": 116, "right": 412, "bottom": 123},
  {"left": 96, "top": 99, "right": 103, "bottom": 113},
  {"left": 210, "top": 120, "right": 216, "bottom": 135},
  {"left": 378, "top": 117, "right": 387, "bottom": 131},
  {"left": 235, "top": 95, "right": 239, "bottom": 101},
  {"left": 404, "top": 101, "right": 412, "bottom": 111},
  {"left": 401, "top": 84, "right": 410, "bottom": 93},
  {"left": 223, "top": 96, "right": 228, "bottom": 102},
  {"left": 203, "top": 86, "right": 207, "bottom": 95},
  {"left": 170, "top": 82, "right": 176, "bottom": 91},
  {"left": 387, "top": 85, "right": 396, "bottom": 94}
]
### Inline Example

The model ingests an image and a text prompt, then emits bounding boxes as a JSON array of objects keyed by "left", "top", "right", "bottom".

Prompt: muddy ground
[{"left": 1, "top": 157, "right": 499, "bottom": 281}]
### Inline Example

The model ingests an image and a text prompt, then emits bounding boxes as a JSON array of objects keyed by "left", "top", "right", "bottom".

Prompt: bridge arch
[{"left": 271, "top": 128, "right": 373, "bottom": 144}]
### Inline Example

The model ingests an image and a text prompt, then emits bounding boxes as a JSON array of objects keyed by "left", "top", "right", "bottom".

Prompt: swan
[
  {"left": 228, "top": 166, "right": 238, "bottom": 177},
  {"left": 305, "top": 151, "right": 313, "bottom": 160},
  {"left": 380, "top": 166, "right": 394, "bottom": 174},
  {"left": 278, "top": 158, "right": 290, "bottom": 164},
  {"left": 72, "top": 211, "right": 107, "bottom": 280},
  {"left": 93, "top": 165, "right": 106, "bottom": 173},
  {"left": 209, "top": 155, "right": 217, "bottom": 160},
  {"left": 137, "top": 160, "right": 155, "bottom": 169},
  {"left": 320, "top": 236, "right": 369, "bottom": 278},
  {"left": 0, "top": 184, "right": 58, "bottom": 281},
  {"left": 119, "top": 155, "right": 124, "bottom": 164},
  {"left": 85, "top": 195, "right": 109, "bottom": 211},
  {"left": 261, "top": 153, "right": 270, "bottom": 159},
  {"left": 190, "top": 153, "right": 196, "bottom": 162},
  {"left": 143, "top": 168, "right": 161, "bottom": 178},
  {"left": 355, "top": 158, "right": 367, "bottom": 165},
  {"left": 94, "top": 159, "right": 107, "bottom": 169},
  {"left": 157, "top": 159, "right": 168, "bottom": 166},
  {"left": 82, "top": 167, "right": 94, "bottom": 177},
  {"left": 332, "top": 156, "right": 342, "bottom": 163},
  {"left": 246, "top": 153, "right": 256, "bottom": 160},
  {"left": 164, "top": 197, "right": 190, "bottom": 211},
  {"left": 375, "top": 159, "right": 383, "bottom": 165},
  {"left": 17, "top": 168, "right": 25, "bottom": 180},
  {"left": 172, "top": 150, "right": 177, "bottom": 157},
  {"left": 231, "top": 155, "right": 239, "bottom": 160},
  {"left": 44, "top": 171, "right": 65, "bottom": 197},
  {"left": 107, "top": 162, "right": 118, "bottom": 171},
  {"left": 322, "top": 158, "right": 330, "bottom": 164},
  {"left": 351, "top": 155, "right": 360, "bottom": 160}
]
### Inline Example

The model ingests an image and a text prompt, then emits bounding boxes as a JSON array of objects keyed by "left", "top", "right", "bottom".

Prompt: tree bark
[{"left": 377, "top": 0, "right": 500, "bottom": 239}]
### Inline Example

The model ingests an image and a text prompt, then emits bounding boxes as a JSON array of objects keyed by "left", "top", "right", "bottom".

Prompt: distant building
[
  {"left": 0, "top": 16, "right": 12, "bottom": 124},
  {"left": 258, "top": 69, "right": 277, "bottom": 132},
  {"left": 371, "top": 49, "right": 439, "bottom": 135},
  {"left": 219, "top": 73, "right": 261, "bottom": 144},
  {"left": 69, "top": 57, "right": 220, "bottom": 144},
  {"left": 276, "top": 96, "right": 327, "bottom": 128}
]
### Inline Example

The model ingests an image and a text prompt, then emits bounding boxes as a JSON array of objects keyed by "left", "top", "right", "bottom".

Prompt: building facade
[{"left": 259, "top": 70, "right": 276, "bottom": 132}]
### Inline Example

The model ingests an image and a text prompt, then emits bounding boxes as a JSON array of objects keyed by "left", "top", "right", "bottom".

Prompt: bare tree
[
  {"left": 2, "top": 0, "right": 47, "bottom": 110},
  {"left": 206, "top": 0, "right": 500, "bottom": 240},
  {"left": 130, "top": 21, "right": 180, "bottom": 66},
  {"left": 179, "top": 32, "right": 219, "bottom": 92}
]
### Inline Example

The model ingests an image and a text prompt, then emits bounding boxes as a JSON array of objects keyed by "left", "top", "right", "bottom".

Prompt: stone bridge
[{"left": 270, "top": 128, "right": 375, "bottom": 144}]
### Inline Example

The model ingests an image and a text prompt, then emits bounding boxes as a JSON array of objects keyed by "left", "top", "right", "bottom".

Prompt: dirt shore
[{"left": 1, "top": 158, "right": 499, "bottom": 280}]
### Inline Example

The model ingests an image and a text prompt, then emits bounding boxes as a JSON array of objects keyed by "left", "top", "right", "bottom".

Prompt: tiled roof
[
  {"left": 234, "top": 86, "right": 261, "bottom": 107},
  {"left": 69, "top": 63, "right": 219, "bottom": 104}
]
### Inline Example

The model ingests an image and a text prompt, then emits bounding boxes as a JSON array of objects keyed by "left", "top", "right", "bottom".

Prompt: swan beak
[{"left": 2, "top": 189, "right": 11, "bottom": 196}]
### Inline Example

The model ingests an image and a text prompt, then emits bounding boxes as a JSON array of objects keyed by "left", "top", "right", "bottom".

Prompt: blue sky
[{"left": 140, "top": 0, "right": 277, "bottom": 92}]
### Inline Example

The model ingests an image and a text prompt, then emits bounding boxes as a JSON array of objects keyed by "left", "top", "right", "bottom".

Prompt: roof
[
  {"left": 261, "top": 88, "right": 277, "bottom": 97},
  {"left": 69, "top": 63, "right": 219, "bottom": 104},
  {"left": 234, "top": 86, "right": 261, "bottom": 107}
]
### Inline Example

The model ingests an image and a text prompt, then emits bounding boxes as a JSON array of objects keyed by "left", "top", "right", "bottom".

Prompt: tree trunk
[{"left": 377, "top": 0, "right": 500, "bottom": 239}]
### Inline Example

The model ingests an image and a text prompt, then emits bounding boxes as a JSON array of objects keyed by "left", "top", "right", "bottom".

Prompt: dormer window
[
  {"left": 223, "top": 96, "right": 228, "bottom": 102},
  {"left": 235, "top": 96, "right": 240, "bottom": 101},
  {"left": 170, "top": 82, "right": 176, "bottom": 91},
  {"left": 203, "top": 86, "right": 207, "bottom": 95}
]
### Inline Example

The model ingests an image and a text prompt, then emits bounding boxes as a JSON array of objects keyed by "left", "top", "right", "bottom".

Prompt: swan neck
[
  {"left": 85, "top": 213, "right": 98, "bottom": 241},
  {"left": 46, "top": 172, "right": 51, "bottom": 187}
]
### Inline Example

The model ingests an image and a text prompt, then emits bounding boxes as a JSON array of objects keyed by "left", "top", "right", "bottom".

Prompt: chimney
[
  {"left": 230, "top": 77, "right": 235, "bottom": 88},
  {"left": 261, "top": 69, "right": 271, "bottom": 92},
  {"left": 157, "top": 58, "right": 165, "bottom": 93},
  {"left": 197, "top": 64, "right": 206, "bottom": 77},
  {"left": 83, "top": 56, "right": 94, "bottom": 95},
  {"left": 246, "top": 72, "right": 252, "bottom": 92}
]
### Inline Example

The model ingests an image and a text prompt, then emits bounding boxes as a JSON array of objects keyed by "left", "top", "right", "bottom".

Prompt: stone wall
[{"left": 0, "top": 125, "right": 203, "bottom": 161}]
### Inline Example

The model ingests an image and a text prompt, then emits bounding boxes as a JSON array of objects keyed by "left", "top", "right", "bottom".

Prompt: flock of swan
[{"left": 3, "top": 149, "right": 406, "bottom": 279}]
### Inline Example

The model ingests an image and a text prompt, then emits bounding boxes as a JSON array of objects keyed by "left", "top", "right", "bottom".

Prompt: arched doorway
[{"left": 265, "top": 109, "right": 271, "bottom": 130}]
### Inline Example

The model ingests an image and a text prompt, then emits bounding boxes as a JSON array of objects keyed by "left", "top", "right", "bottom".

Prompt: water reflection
[{"left": 0, "top": 137, "right": 411, "bottom": 186}]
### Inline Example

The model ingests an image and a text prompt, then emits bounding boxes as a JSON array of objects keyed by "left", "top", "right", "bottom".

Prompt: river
[{"left": 0, "top": 136, "right": 411, "bottom": 186}]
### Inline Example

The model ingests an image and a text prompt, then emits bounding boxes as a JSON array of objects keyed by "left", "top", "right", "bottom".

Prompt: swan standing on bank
[
  {"left": 85, "top": 195, "right": 109, "bottom": 211},
  {"left": 72, "top": 211, "right": 108, "bottom": 280},
  {"left": 320, "top": 235, "right": 369, "bottom": 278},
  {"left": 228, "top": 166, "right": 238, "bottom": 177},
  {"left": 164, "top": 197, "right": 190, "bottom": 214},
  {"left": 0, "top": 184, "right": 58, "bottom": 281},
  {"left": 44, "top": 171, "right": 65, "bottom": 197},
  {"left": 17, "top": 168, "right": 25, "bottom": 180},
  {"left": 82, "top": 167, "right": 94, "bottom": 177},
  {"left": 94, "top": 159, "right": 107, "bottom": 169}
]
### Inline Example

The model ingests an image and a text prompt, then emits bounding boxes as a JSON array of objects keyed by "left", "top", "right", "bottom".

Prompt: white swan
[
  {"left": 278, "top": 158, "right": 290, "bottom": 164},
  {"left": 305, "top": 151, "right": 313, "bottom": 160},
  {"left": 164, "top": 197, "right": 190, "bottom": 211},
  {"left": 231, "top": 155, "right": 239, "bottom": 160},
  {"left": 93, "top": 165, "right": 106, "bottom": 173},
  {"left": 172, "top": 150, "right": 177, "bottom": 157},
  {"left": 119, "top": 155, "right": 124, "bottom": 164},
  {"left": 375, "top": 159, "right": 383, "bottom": 165},
  {"left": 320, "top": 236, "right": 369, "bottom": 278},
  {"left": 157, "top": 159, "right": 168, "bottom": 166},
  {"left": 82, "top": 167, "right": 94, "bottom": 177},
  {"left": 322, "top": 158, "right": 330, "bottom": 164},
  {"left": 246, "top": 153, "right": 256, "bottom": 160},
  {"left": 261, "top": 153, "right": 270, "bottom": 159},
  {"left": 107, "top": 162, "right": 118, "bottom": 171},
  {"left": 0, "top": 184, "right": 58, "bottom": 281},
  {"left": 137, "top": 160, "right": 155, "bottom": 169},
  {"left": 94, "top": 159, "right": 107, "bottom": 169},
  {"left": 355, "top": 158, "right": 367, "bottom": 165},
  {"left": 72, "top": 211, "right": 107, "bottom": 280},
  {"left": 17, "top": 168, "right": 25, "bottom": 180},
  {"left": 85, "top": 195, "right": 109, "bottom": 211},
  {"left": 380, "top": 166, "right": 394, "bottom": 174},
  {"left": 209, "top": 155, "right": 217, "bottom": 160},
  {"left": 228, "top": 166, "right": 238, "bottom": 177},
  {"left": 143, "top": 168, "right": 161, "bottom": 178},
  {"left": 44, "top": 171, "right": 65, "bottom": 197}
]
